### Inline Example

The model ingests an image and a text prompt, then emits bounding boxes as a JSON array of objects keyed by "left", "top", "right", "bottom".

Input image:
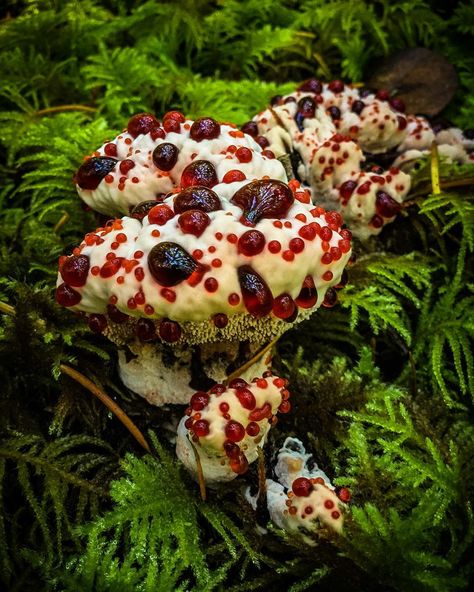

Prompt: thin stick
[
  {"left": 257, "top": 447, "right": 267, "bottom": 498},
  {"left": 59, "top": 364, "right": 150, "bottom": 453},
  {"left": 225, "top": 335, "right": 280, "bottom": 385},
  {"left": 430, "top": 142, "right": 441, "bottom": 195},
  {"left": 35, "top": 104, "right": 97, "bottom": 117},
  {"left": 54, "top": 211, "right": 70, "bottom": 234},
  {"left": 0, "top": 301, "right": 15, "bottom": 316},
  {"left": 189, "top": 438, "right": 207, "bottom": 501}
]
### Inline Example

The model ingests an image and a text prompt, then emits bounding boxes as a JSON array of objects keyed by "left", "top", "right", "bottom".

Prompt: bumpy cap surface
[
  {"left": 56, "top": 178, "right": 352, "bottom": 346},
  {"left": 75, "top": 112, "right": 287, "bottom": 216}
]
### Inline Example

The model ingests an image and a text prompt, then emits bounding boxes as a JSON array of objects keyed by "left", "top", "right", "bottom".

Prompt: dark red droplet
[
  {"left": 224, "top": 440, "right": 241, "bottom": 459},
  {"left": 230, "top": 451, "right": 249, "bottom": 474},
  {"left": 190, "top": 117, "right": 221, "bottom": 141},
  {"left": 76, "top": 157, "right": 117, "bottom": 190},
  {"left": 328, "top": 80, "right": 344, "bottom": 93},
  {"left": 173, "top": 186, "right": 221, "bottom": 213},
  {"left": 238, "top": 229, "right": 266, "bottom": 256},
  {"left": 351, "top": 100, "right": 365, "bottom": 115},
  {"left": 178, "top": 210, "right": 211, "bottom": 237},
  {"left": 136, "top": 318, "right": 156, "bottom": 342},
  {"left": 298, "top": 78, "right": 322, "bottom": 94},
  {"left": 60, "top": 255, "right": 90, "bottom": 287},
  {"left": 193, "top": 419, "right": 210, "bottom": 437},
  {"left": 231, "top": 180, "right": 294, "bottom": 224},
  {"left": 375, "top": 191, "right": 401, "bottom": 217},
  {"left": 339, "top": 180, "right": 357, "bottom": 200},
  {"left": 127, "top": 113, "right": 159, "bottom": 137},
  {"left": 256, "top": 136, "right": 269, "bottom": 148},
  {"left": 159, "top": 318, "right": 182, "bottom": 342},
  {"left": 328, "top": 106, "right": 341, "bottom": 120},
  {"left": 322, "top": 287, "right": 338, "bottom": 308},
  {"left": 229, "top": 378, "right": 248, "bottom": 389},
  {"left": 130, "top": 200, "right": 161, "bottom": 220},
  {"left": 297, "top": 96, "right": 316, "bottom": 118},
  {"left": 148, "top": 242, "right": 199, "bottom": 286},
  {"left": 190, "top": 391, "right": 210, "bottom": 411},
  {"left": 273, "top": 293, "right": 296, "bottom": 320},
  {"left": 100, "top": 257, "right": 122, "bottom": 279},
  {"left": 238, "top": 265, "right": 274, "bottom": 318},
  {"left": 246, "top": 422, "right": 260, "bottom": 436},
  {"left": 152, "top": 143, "right": 179, "bottom": 171},
  {"left": 235, "top": 387, "right": 256, "bottom": 410},
  {"left": 107, "top": 304, "right": 129, "bottom": 323},
  {"left": 376, "top": 89, "right": 391, "bottom": 101},
  {"left": 225, "top": 420, "right": 246, "bottom": 442},
  {"left": 55, "top": 283, "right": 81, "bottom": 307},
  {"left": 295, "top": 276, "right": 318, "bottom": 309},
  {"left": 213, "top": 313, "right": 228, "bottom": 328},
  {"left": 181, "top": 160, "right": 218, "bottom": 188},
  {"left": 88, "top": 313, "right": 107, "bottom": 333},
  {"left": 292, "top": 477, "right": 313, "bottom": 497},
  {"left": 240, "top": 121, "right": 258, "bottom": 137},
  {"left": 389, "top": 98, "right": 406, "bottom": 113}
]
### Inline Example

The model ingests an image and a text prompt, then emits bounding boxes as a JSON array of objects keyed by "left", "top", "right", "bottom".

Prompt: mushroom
[
  {"left": 57, "top": 176, "right": 352, "bottom": 406},
  {"left": 393, "top": 115, "right": 474, "bottom": 168},
  {"left": 74, "top": 112, "right": 287, "bottom": 217},
  {"left": 247, "top": 437, "right": 349, "bottom": 540},
  {"left": 246, "top": 79, "right": 413, "bottom": 239},
  {"left": 176, "top": 374, "right": 291, "bottom": 483}
]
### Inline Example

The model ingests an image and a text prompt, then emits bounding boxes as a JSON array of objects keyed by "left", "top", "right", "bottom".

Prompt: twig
[
  {"left": 59, "top": 363, "right": 150, "bottom": 453},
  {"left": 257, "top": 447, "right": 267, "bottom": 499},
  {"left": 189, "top": 438, "right": 207, "bottom": 501},
  {"left": 35, "top": 104, "right": 97, "bottom": 117},
  {"left": 430, "top": 142, "right": 441, "bottom": 195},
  {"left": 225, "top": 335, "right": 280, "bottom": 385},
  {"left": 54, "top": 211, "right": 70, "bottom": 234},
  {"left": 0, "top": 301, "right": 15, "bottom": 316}
]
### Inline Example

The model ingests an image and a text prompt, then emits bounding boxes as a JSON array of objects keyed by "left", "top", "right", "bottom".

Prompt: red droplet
[
  {"left": 273, "top": 293, "right": 296, "bottom": 320},
  {"left": 119, "top": 159, "right": 135, "bottom": 175},
  {"left": 225, "top": 420, "right": 246, "bottom": 442},
  {"left": 336, "top": 487, "right": 351, "bottom": 503},
  {"left": 190, "top": 117, "right": 221, "bottom": 141},
  {"left": 152, "top": 143, "right": 179, "bottom": 171},
  {"left": 148, "top": 242, "right": 199, "bottom": 286},
  {"left": 289, "top": 238, "right": 304, "bottom": 253},
  {"left": 295, "top": 276, "right": 317, "bottom": 308},
  {"left": 292, "top": 477, "right": 313, "bottom": 497},
  {"left": 324, "top": 499, "right": 335, "bottom": 509},
  {"left": 190, "top": 392, "right": 210, "bottom": 411},
  {"left": 231, "top": 180, "right": 294, "bottom": 224},
  {"left": 88, "top": 313, "right": 107, "bottom": 333},
  {"left": 248, "top": 402, "right": 272, "bottom": 422},
  {"left": 235, "top": 147, "right": 252, "bottom": 163},
  {"left": 222, "top": 169, "right": 246, "bottom": 184},
  {"left": 224, "top": 440, "right": 241, "bottom": 459},
  {"left": 150, "top": 127, "right": 166, "bottom": 140},
  {"left": 230, "top": 451, "right": 249, "bottom": 474},
  {"left": 104, "top": 143, "right": 117, "bottom": 157},
  {"left": 279, "top": 400, "right": 291, "bottom": 413},
  {"left": 76, "top": 157, "right": 117, "bottom": 190},
  {"left": 148, "top": 204, "right": 174, "bottom": 225},
  {"left": 163, "top": 110, "right": 185, "bottom": 123},
  {"left": 60, "top": 255, "right": 90, "bottom": 287},
  {"left": 246, "top": 422, "right": 260, "bottom": 436},
  {"left": 136, "top": 318, "right": 156, "bottom": 342},
  {"left": 376, "top": 89, "right": 390, "bottom": 101},
  {"left": 173, "top": 186, "right": 221, "bottom": 213},
  {"left": 235, "top": 387, "right": 256, "bottom": 410},
  {"left": 219, "top": 402, "right": 229, "bottom": 413},
  {"left": 339, "top": 180, "right": 357, "bottom": 200},
  {"left": 181, "top": 160, "right": 218, "bottom": 188},
  {"left": 178, "top": 210, "right": 211, "bottom": 237},
  {"left": 238, "top": 229, "right": 266, "bottom": 256},
  {"left": 375, "top": 191, "right": 401, "bottom": 218},
  {"left": 193, "top": 419, "right": 210, "bottom": 437},
  {"left": 127, "top": 113, "right": 159, "bottom": 137},
  {"left": 298, "top": 78, "right": 323, "bottom": 94},
  {"left": 100, "top": 257, "right": 122, "bottom": 278},
  {"left": 268, "top": 240, "right": 281, "bottom": 253},
  {"left": 204, "top": 277, "right": 218, "bottom": 292},
  {"left": 158, "top": 318, "right": 182, "bottom": 342},
  {"left": 229, "top": 378, "right": 248, "bottom": 389},
  {"left": 238, "top": 265, "right": 273, "bottom": 318}
]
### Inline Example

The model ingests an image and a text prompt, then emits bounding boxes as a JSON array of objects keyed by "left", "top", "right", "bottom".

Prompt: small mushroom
[{"left": 176, "top": 374, "right": 291, "bottom": 483}]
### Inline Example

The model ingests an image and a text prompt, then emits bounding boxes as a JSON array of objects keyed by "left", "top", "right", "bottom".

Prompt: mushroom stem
[{"left": 59, "top": 363, "right": 150, "bottom": 453}]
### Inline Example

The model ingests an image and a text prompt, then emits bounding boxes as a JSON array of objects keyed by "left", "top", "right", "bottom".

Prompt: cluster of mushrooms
[{"left": 56, "top": 78, "right": 473, "bottom": 539}]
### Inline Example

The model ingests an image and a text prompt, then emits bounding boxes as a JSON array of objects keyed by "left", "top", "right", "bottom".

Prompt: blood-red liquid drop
[
  {"left": 76, "top": 157, "right": 117, "bottom": 190},
  {"left": 148, "top": 242, "right": 199, "bottom": 286},
  {"left": 181, "top": 160, "right": 218, "bottom": 188},
  {"left": 178, "top": 210, "right": 211, "bottom": 237},
  {"left": 190, "top": 117, "right": 221, "bottom": 141},
  {"left": 231, "top": 180, "right": 294, "bottom": 224},
  {"left": 55, "top": 283, "right": 82, "bottom": 307},
  {"left": 60, "top": 255, "right": 90, "bottom": 287},
  {"left": 295, "top": 276, "right": 318, "bottom": 309},
  {"left": 173, "top": 186, "right": 221, "bottom": 213},
  {"left": 152, "top": 143, "right": 179, "bottom": 171},
  {"left": 237, "top": 265, "right": 274, "bottom": 317},
  {"left": 127, "top": 113, "right": 159, "bottom": 138},
  {"left": 158, "top": 318, "right": 182, "bottom": 342}
]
